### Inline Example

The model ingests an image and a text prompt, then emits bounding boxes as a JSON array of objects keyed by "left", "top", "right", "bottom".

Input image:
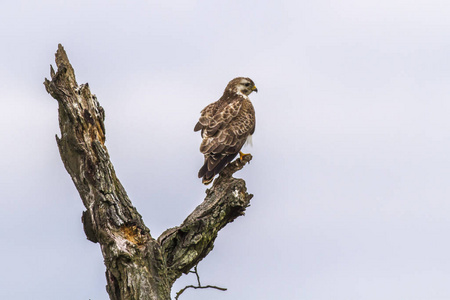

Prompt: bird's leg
[{"left": 239, "top": 151, "right": 251, "bottom": 161}]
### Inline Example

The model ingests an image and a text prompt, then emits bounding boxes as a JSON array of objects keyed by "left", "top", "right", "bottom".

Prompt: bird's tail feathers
[{"left": 198, "top": 153, "right": 238, "bottom": 185}]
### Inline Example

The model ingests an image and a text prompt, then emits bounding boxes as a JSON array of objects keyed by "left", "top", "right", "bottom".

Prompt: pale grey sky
[{"left": 1, "top": 0, "right": 450, "bottom": 299}]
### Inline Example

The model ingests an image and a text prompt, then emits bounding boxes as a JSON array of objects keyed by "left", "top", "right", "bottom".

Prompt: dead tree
[{"left": 43, "top": 44, "right": 253, "bottom": 300}]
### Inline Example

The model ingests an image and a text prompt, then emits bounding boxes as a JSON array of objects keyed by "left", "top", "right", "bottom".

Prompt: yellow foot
[{"left": 239, "top": 151, "right": 251, "bottom": 161}]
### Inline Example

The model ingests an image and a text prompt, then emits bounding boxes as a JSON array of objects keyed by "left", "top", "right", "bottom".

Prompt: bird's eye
[{"left": 244, "top": 83, "right": 250, "bottom": 87}]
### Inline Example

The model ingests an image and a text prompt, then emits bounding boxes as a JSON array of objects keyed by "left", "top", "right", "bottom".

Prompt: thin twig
[
  {"left": 175, "top": 265, "right": 227, "bottom": 300},
  {"left": 192, "top": 265, "right": 201, "bottom": 286}
]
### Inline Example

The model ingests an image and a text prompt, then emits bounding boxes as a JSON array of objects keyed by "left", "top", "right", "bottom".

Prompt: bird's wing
[
  {"left": 195, "top": 97, "right": 242, "bottom": 135},
  {"left": 200, "top": 99, "right": 255, "bottom": 155},
  {"left": 194, "top": 102, "right": 217, "bottom": 132}
]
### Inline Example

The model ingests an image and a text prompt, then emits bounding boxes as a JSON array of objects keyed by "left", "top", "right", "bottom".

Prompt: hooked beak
[{"left": 252, "top": 85, "right": 258, "bottom": 93}]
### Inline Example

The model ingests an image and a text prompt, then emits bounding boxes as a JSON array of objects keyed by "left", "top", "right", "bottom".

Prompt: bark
[{"left": 44, "top": 44, "right": 253, "bottom": 300}]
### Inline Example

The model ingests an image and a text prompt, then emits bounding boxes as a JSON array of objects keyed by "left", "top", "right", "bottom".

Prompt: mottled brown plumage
[{"left": 194, "top": 77, "right": 257, "bottom": 184}]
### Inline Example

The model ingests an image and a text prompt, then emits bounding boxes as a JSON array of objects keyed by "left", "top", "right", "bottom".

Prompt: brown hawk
[{"left": 194, "top": 77, "right": 257, "bottom": 184}]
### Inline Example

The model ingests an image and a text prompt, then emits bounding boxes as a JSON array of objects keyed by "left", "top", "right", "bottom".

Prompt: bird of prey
[{"left": 194, "top": 77, "right": 257, "bottom": 184}]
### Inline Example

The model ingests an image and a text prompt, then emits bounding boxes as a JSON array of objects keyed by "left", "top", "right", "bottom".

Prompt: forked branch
[{"left": 44, "top": 44, "right": 253, "bottom": 300}]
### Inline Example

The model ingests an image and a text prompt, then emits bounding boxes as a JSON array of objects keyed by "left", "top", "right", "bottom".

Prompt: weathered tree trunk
[{"left": 43, "top": 44, "right": 253, "bottom": 300}]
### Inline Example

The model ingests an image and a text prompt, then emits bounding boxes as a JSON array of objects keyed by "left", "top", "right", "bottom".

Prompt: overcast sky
[{"left": 2, "top": 0, "right": 450, "bottom": 299}]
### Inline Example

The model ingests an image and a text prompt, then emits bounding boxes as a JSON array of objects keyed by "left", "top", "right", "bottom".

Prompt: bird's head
[{"left": 226, "top": 77, "right": 258, "bottom": 96}]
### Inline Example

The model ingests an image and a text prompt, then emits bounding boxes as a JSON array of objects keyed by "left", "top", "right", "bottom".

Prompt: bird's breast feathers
[{"left": 245, "top": 134, "right": 253, "bottom": 147}]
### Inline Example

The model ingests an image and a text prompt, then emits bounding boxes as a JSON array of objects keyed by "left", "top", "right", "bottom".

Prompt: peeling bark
[{"left": 44, "top": 44, "right": 253, "bottom": 300}]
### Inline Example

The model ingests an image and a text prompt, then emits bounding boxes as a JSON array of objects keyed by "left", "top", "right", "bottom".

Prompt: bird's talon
[{"left": 239, "top": 151, "right": 251, "bottom": 161}]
